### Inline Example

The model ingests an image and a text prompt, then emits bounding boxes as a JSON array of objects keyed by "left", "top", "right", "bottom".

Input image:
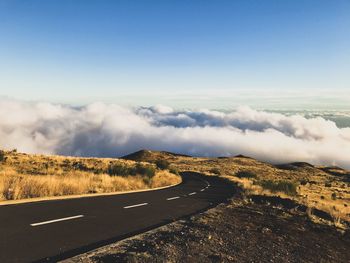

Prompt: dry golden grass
[
  {"left": 150, "top": 170, "right": 181, "bottom": 188},
  {"left": 0, "top": 150, "right": 181, "bottom": 202}
]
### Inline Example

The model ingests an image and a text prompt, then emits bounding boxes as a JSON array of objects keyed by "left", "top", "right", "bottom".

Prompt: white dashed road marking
[
  {"left": 30, "top": 215, "right": 84, "bottom": 227},
  {"left": 167, "top": 196, "right": 180, "bottom": 201},
  {"left": 188, "top": 192, "right": 197, "bottom": 196},
  {"left": 124, "top": 203, "right": 148, "bottom": 209}
]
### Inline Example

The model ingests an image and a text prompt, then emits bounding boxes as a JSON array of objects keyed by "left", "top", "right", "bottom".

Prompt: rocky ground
[{"left": 63, "top": 193, "right": 350, "bottom": 263}]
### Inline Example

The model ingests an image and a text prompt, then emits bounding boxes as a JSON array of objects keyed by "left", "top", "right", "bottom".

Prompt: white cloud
[{"left": 1, "top": 99, "right": 350, "bottom": 169}]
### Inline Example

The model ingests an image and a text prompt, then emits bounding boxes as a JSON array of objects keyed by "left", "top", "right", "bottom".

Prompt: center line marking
[
  {"left": 200, "top": 189, "right": 205, "bottom": 192},
  {"left": 30, "top": 215, "right": 84, "bottom": 227},
  {"left": 167, "top": 196, "right": 180, "bottom": 201},
  {"left": 188, "top": 192, "right": 197, "bottom": 196},
  {"left": 124, "top": 203, "right": 148, "bottom": 209}
]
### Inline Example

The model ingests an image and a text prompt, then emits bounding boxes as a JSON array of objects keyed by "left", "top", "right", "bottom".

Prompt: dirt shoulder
[{"left": 63, "top": 193, "right": 350, "bottom": 263}]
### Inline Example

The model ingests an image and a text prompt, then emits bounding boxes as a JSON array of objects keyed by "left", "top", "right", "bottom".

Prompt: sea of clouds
[{"left": 1, "top": 98, "right": 350, "bottom": 169}]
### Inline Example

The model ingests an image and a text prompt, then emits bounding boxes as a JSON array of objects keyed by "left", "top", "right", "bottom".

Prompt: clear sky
[{"left": 0, "top": 0, "right": 349, "bottom": 109}]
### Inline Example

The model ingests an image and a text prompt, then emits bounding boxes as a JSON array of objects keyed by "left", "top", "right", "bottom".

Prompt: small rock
[{"left": 261, "top": 227, "right": 271, "bottom": 234}]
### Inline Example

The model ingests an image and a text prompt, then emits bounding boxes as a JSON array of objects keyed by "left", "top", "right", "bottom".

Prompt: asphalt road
[{"left": 0, "top": 172, "right": 235, "bottom": 263}]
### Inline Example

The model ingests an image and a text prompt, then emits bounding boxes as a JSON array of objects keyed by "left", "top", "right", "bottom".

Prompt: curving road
[{"left": 0, "top": 172, "right": 235, "bottom": 263}]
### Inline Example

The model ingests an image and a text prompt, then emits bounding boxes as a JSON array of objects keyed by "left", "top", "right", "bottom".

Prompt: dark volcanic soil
[{"left": 64, "top": 195, "right": 350, "bottom": 263}]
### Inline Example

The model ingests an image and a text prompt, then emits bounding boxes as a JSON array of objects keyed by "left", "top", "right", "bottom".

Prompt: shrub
[
  {"left": 72, "top": 161, "right": 89, "bottom": 171},
  {"left": 135, "top": 163, "right": 156, "bottom": 177},
  {"left": 300, "top": 179, "right": 308, "bottom": 185},
  {"left": 331, "top": 192, "right": 337, "bottom": 200},
  {"left": 236, "top": 170, "right": 256, "bottom": 179},
  {"left": 107, "top": 163, "right": 131, "bottom": 176},
  {"left": 0, "top": 151, "right": 5, "bottom": 163},
  {"left": 169, "top": 167, "right": 179, "bottom": 175},
  {"left": 258, "top": 180, "right": 298, "bottom": 196},
  {"left": 325, "top": 182, "right": 332, "bottom": 187},
  {"left": 107, "top": 162, "right": 156, "bottom": 177},
  {"left": 155, "top": 159, "right": 170, "bottom": 170},
  {"left": 210, "top": 168, "right": 221, "bottom": 175}
]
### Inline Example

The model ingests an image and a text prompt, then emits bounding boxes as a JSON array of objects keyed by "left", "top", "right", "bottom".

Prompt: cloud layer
[{"left": 1, "top": 99, "right": 350, "bottom": 169}]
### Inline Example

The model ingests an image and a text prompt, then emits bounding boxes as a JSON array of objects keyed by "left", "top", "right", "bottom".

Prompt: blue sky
[{"left": 0, "top": 0, "right": 349, "bottom": 109}]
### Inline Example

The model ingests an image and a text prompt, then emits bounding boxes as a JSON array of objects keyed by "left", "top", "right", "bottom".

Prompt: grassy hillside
[
  {"left": 0, "top": 150, "right": 181, "bottom": 202},
  {"left": 123, "top": 150, "right": 350, "bottom": 228}
]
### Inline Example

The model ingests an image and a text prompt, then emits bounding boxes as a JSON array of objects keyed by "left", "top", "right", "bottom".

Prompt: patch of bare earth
[{"left": 63, "top": 195, "right": 350, "bottom": 263}]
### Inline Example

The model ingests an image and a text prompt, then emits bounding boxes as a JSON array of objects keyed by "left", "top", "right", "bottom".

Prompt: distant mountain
[{"left": 121, "top": 149, "right": 190, "bottom": 162}]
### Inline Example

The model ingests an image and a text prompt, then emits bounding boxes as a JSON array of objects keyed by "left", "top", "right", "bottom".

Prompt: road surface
[{"left": 0, "top": 172, "right": 235, "bottom": 263}]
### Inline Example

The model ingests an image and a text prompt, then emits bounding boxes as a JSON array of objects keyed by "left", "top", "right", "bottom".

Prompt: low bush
[
  {"left": 108, "top": 162, "right": 155, "bottom": 177},
  {"left": 155, "top": 159, "right": 170, "bottom": 170},
  {"left": 325, "top": 182, "right": 332, "bottom": 187},
  {"left": 331, "top": 192, "right": 337, "bottom": 200},
  {"left": 72, "top": 161, "right": 89, "bottom": 171},
  {"left": 210, "top": 168, "right": 221, "bottom": 175},
  {"left": 107, "top": 163, "right": 131, "bottom": 176},
  {"left": 300, "top": 179, "right": 308, "bottom": 185},
  {"left": 135, "top": 163, "right": 156, "bottom": 177},
  {"left": 258, "top": 180, "right": 298, "bottom": 196},
  {"left": 235, "top": 170, "right": 256, "bottom": 179},
  {"left": 169, "top": 167, "right": 179, "bottom": 175},
  {"left": 0, "top": 150, "right": 6, "bottom": 163}
]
